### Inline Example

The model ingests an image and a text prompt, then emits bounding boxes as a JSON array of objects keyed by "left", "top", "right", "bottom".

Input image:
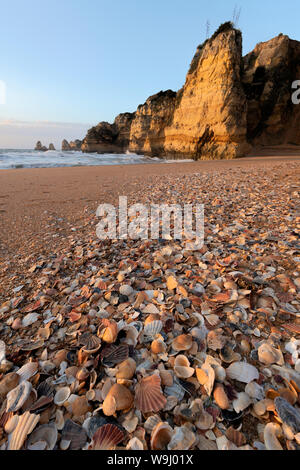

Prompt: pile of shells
[{"left": 0, "top": 164, "right": 299, "bottom": 450}]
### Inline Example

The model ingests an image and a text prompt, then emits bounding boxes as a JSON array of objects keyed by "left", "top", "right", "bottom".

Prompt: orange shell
[
  {"left": 134, "top": 375, "right": 167, "bottom": 413},
  {"left": 172, "top": 334, "right": 193, "bottom": 352},
  {"left": 151, "top": 422, "right": 173, "bottom": 450},
  {"left": 102, "top": 384, "right": 134, "bottom": 416},
  {"left": 97, "top": 319, "right": 118, "bottom": 344}
]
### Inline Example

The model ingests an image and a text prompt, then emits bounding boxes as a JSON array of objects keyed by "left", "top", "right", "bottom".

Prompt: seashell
[
  {"left": 167, "top": 276, "right": 178, "bottom": 291},
  {"left": 126, "top": 437, "right": 144, "bottom": 450},
  {"left": 121, "top": 411, "right": 139, "bottom": 433},
  {"left": 144, "top": 415, "right": 162, "bottom": 434},
  {"left": 264, "top": 423, "right": 283, "bottom": 451},
  {"left": 167, "top": 426, "right": 196, "bottom": 451},
  {"left": 160, "top": 370, "right": 173, "bottom": 387},
  {"left": 5, "top": 415, "right": 19, "bottom": 434},
  {"left": 8, "top": 411, "right": 40, "bottom": 450},
  {"left": 226, "top": 362, "right": 259, "bottom": 384},
  {"left": 207, "top": 330, "right": 226, "bottom": 351},
  {"left": 72, "top": 396, "right": 90, "bottom": 417},
  {"left": 54, "top": 387, "right": 71, "bottom": 406},
  {"left": 174, "top": 355, "right": 194, "bottom": 379},
  {"left": 55, "top": 409, "right": 65, "bottom": 430},
  {"left": 245, "top": 382, "right": 265, "bottom": 401},
  {"left": 135, "top": 375, "right": 167, "bottom": 413},
  {"left": 258, "top": 343, "right": 284, "bottom": 366},
  {"left": 172, "top": 334, "right": 193, "bottom": 352},
  {"left": 86, "top": 416, "right": 108, "bottom": 439},
  {"left": 196, "top": 361, "right": 215, "bottom": 397},
  {"left": 0, "top": 372, "right": 20, "bottom": 399},
  {"left": 119, "top": 285, "right": 134, "bottom": 297},
  {"left": 151, "top": 338, "right": 166, "bottom": 355},
  {"left": 145, "top": 314, "right": 160, "bottom": 326},
  {"left": 52, "top": 349, "right": 68, "bottom": 367},
  {"left": 91, "top": 424, "right": 125, "bottom": 450},
  {"left": 115, "top": 358, "right": 136, "bottom": 380},
  {"left": 22, "top": 312, "right": 39, "bottom": 327},
  {"left": 27, "top": 423, "right": 57, "bottom": 450},
  {"left": 151, "top": 422, "right": 174, "bottom": 450},
  {"left": 37, "top": 380, "right": 54, "bottom": 399},
  {"left": 97, "top": 319, "right": 118, "bottom": 344},
  {"left": 101, "top": 344, "right": 129, "bottom": 367},
  {"left": 279, "top": 388, "right": 297, "bottom": 406},
  {"left": 193, "top": 399, "right": 214, "bottom": 430},
  {"left": 232, "top": 392, "right": 252, "bottom": 413},
  {"left": 274, "top": 397, "right": 300, "bottom": 433},
  {"left": 80, "top": 334, "right": 101, "bottom": 355},
  {"left": 144, "top": 320, "right": 163, "bottom": 338},
  {"left": 213, "top": 384, "right": 229, "bottom": 410},
  {"left": 76, "top": 367, "right": 89, "bottom": 382},
  {"left": 61, "top": 419, "right": 87, "bottom": 450},
  {"left": 6, "top": 381, "right": 32, "bottom": 412},
  {"left": 103, "top": 384, "right": 134, "bottom": 416},
  {"left": 220, "top": 344, "right": 240, "bottom": 364},
  {"left": 226, "top": 426, "right": 246, "bottom": 447},
  {"left": 17, "top": 362, "right": 38, "bottom": 382}
]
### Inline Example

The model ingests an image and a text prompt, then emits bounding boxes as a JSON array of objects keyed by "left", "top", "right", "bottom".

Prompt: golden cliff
[{"left": 81, "top": 23, "right": 300, "bottom": 159}]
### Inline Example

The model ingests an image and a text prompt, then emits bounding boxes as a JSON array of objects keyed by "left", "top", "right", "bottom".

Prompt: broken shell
[
  {"left": 274, "top": 397, "right": 300, "bottom": 433},
  {"left": 61, "top": 419, "right": 87, "bottom": 450},
  {"left": 172, "top": 334, "right": 193, "bottom": 352},
  {"left": 245, "top": 382, "right": 265, "bottom": 401},
  {"left": 102, "top": 384, "right": 134, "bottom": 416},
  {"left": 264, "top": 423, "right": 283, "bottom": 451},
  {"left": 144, "top": 415, "right": 162, "bottom": 434},
  {"left": 144, "top": 314, "right": 160, "bottom": 326},
  {"left": 5, "top": 414, "right": 19, "bottom": 434},
  {"left": 97, "top": 319, "right": 118, "bottom": 344},
  {"left": 81, "top": 335, "right": 101, "bottom": 355},
  {"left": 220, "top": 344, "right": 240, "bottom": 364},
  {"left": 17, "top": 362, "right": 38, "bottom": 382},
  {"left": 168, "top": 426, "right": 196, "bottom": 450},
  {"left": 0, "top": 373, "right": 20, "bottom": 399},
  {"left": 115, "top": 358, "right": 136, "bottom": 380},
  {"left": 213, "top": 384, "right": 229, "bottom": 410},
  {"left": 72, "top": 396, "right": 90, "bottom": 417},
  {"left": 8, "top": 411, "right": 40, "bottom": 450},
  {"left": 27, "top": 423, "right": 58, "bottom": 450},
  {"left": 226, "top": 362, "right": 259, "bottom": 384},
  {"left": 6, "top": 380, "right": 32, "bottom": 412},
  {"left": 76, "top": 367, "right": 89, "bottom": 382},
  {"left": 91, "top": 424, "right": 125, "bottom": 450},
  {"left": 258, "top": 343, "right": 284, "bottom": 366},
  {"left": 160, "top": 370, "right": 173, "bottom": 387},
  {"left": 119, "top": 285, "right": 134, "bottom": 297},
  {"left": 135, "top": 375, "right": 167, "bottom": 413},
  {"left": 233, "top": 392, "right": 252, "bottom": 413},
  {"left": 151, "top": 338, "right": 166, "bottom": 354},
  {"left": 101, "top": 344, "right": 129, "bottom": 367},
  {"left": 196, "top": 360, "right": 215, "bottom": 396},
  {"left": 165, "top": 383, "right": 185, "bottom": 401},
  {"left": 126, "top": 437, "right": 144, "bottom": 450},
  {"left": 174, "top": 355, "right": 195, "bottom": 379},
  {"left": 54, "top": 387, "right": 71, "bottom": 406},
  {"left": 151, "top": 422, "right": 174, "bottom": 450}
]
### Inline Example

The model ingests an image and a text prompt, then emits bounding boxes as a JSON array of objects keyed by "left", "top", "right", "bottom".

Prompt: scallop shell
[
  {"left": 80, "top": 334, "right": 101, "bottom": 354},
  {"left": 135, "top": 375, "right": 167, "bottom": 413},
  {"left": 97, "top": 319, "right": 118, "bottom": 343},
  {"left": 6, "top": 381, "right": 32, "bottom": 412},
  {"left": 167, "top": 426, "right": 196, "bottom": 451},
  {"left": 144, "top": 415, "right": 162, "bottom": 434},
  {"left": 174, "top": 355, "right": 195, "bottom": 379},
  {"left": 100, "top": 344, "right": 129, "bottom": 367},
  {"left": 91, "top": 424, "right": 125, "bottom": 450},
  {"left": 232, "top": 392, "right": 252, "bottom": 413},
  {"left": 115, "top": 358, "right": 136, "bottom": 380},
  {"left": 226, "top": 362, "right": 259, "bottom": 384},
  {"left": 61, "top": 419, "right": 87, "bottom": 450},
  {"left": 264, "top": 423, "right": 283, "bottom": 451},
  {"left": 102, "top": 384, "right": 134, "bottom": 416},
  {"left": 172, "top": 334, "right": 193, "bottom": 352},
  {"left": 258, "top": 343, "right": 284, "bottom": 366},
  {"left": 151, "top": 422, "right": 174, "bottom": 450},
  {"left": 0, "top": 372, "right": 20, "bottom": 399},
  {"left": 27, "top": 423, "right": 58, "bottom": 450},
  {"left": 54, "top": 387, "right": 71, "bottom": 406},
  {"left": 17, "top": 362, "right": 38, "bottom": 382},
  {"left": 144, "top": 321, "right": 163, "bottom": 338},
  {"left": 8, "top": 411, "right": 40, "bottom": 450}
]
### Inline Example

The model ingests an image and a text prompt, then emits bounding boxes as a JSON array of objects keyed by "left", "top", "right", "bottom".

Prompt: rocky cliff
[{"left": 81, "top": 23, "right": 300, "bottom": 159}]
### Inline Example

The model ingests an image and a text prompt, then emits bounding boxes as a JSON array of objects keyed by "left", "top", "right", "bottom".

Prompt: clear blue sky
[{"left": 0, "top": 0, "right": 299, "bottom": 147}]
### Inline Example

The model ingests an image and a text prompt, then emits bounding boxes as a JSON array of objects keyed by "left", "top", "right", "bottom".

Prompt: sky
[{"left": 1, "top": 0, "right": 300, "bottom": 148}]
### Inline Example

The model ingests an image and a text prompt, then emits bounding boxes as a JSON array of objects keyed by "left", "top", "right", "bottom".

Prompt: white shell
[
  {"left": 226, "top": 362, "right": 259, "bottom": 384},
  {"left": 17, "top": 362, "right": 38, "bottom": 382},
  {"left": 26, "top": 423, "right": 58, "bottom": 450},
  {"left": 0, "top": 340, "right": 6, "bottom": 363},
  {"left": 233, "top": 392, "right": 252, "bottom": 413},
  {"left": 22, "top": 312, "right": 40, "bottom": 327},
  {"left": 6, "top": 381, "right": 32, "bottom": 412},
  {"left": 165, "top": 383, "right": 185, "bottom": 401},
  {"left": 168, "top": 426, "right": 196, "bottom": 451},
  {"left": 264, "top": 423, "right": 283, "bottom": 451},
  {"left": 144, "top": 320, "right": 163, "bottom": 337},
  {"left": 258, "top": 343, "right": 284, "bottom": 366},
  {"left": 174, "top": 355, "right": 194, "bottom": 379},
  {"left": 8, "top": 411, "right": 40, "bottom": 450},
  {"left": 245, "top": 382, "right": 265, "bottom": 401},
  {"left": 54, "top": 387, "right": 71, "bottom": 406},
  {"left": 126, "top": 437, "right": 144, "bottom": 450}
]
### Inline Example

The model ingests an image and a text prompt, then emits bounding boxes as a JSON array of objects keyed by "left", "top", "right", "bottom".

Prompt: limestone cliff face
[
  {"left": 81, "top": 23, "right": 300, "bottom": 159},
  {"left": 128, "top": 90, "right": 177, "bottom": 156},
  {"left": 243, "top": 34, "right": 300, "bottom": 146},
  {"left": 163, "top": 27, "right": 250, "bottom": 159}
]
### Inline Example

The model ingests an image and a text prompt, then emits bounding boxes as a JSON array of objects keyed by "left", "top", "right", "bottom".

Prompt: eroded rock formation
[
  {"left": 35, "top": 141, "right": 48, "bottom": 152},
  {"left": 81, "top": 23, "right": 300, "bottom": 159}
]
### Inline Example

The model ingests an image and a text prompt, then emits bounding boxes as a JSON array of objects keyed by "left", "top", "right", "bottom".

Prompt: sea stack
[
  {"left": 62, "top": 139, "right": 71, "bottom": 151},
  {"left": 34, "top": 141, "right": 48, "bottom": 151},
  {"left": 48, "top": 143, "right": 56, "bottom": 150}
]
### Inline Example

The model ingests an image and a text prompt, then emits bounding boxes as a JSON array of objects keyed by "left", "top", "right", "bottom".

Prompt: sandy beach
[{"left": 0, "top": 153, "right": 299, "bottom": 450}]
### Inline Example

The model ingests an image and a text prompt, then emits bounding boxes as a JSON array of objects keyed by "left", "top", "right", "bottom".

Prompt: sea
[{"left": 0, "top": 149, "right": 193, "bottom": 169}]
